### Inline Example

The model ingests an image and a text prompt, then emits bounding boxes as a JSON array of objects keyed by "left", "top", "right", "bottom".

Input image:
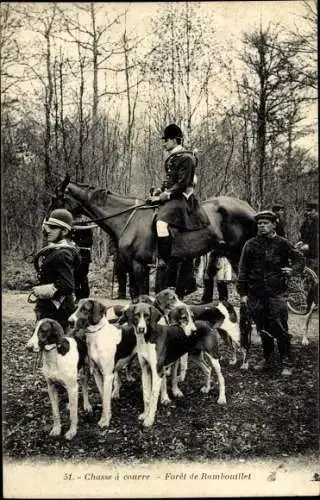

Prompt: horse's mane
[{"left": 85, "top": 186, "right": 144, "bottom": 203}]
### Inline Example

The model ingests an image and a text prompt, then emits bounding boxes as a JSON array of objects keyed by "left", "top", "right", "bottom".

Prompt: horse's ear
[{"left": 59, "top": 173, "right": 70, "bottom": 194}]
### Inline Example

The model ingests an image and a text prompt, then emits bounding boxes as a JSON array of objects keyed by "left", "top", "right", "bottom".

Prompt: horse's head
[{"left": 48, "top": 175, "right": 84, "bottom": 218}]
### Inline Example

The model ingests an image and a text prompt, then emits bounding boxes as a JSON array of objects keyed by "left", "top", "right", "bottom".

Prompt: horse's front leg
[{"left": 129, "top": 260, "right": 149, "bottom": 298}]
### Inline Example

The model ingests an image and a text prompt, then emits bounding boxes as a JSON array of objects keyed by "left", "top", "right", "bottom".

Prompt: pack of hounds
[{"left": 25, "top": 287, "right": 311, "bottom": 440}]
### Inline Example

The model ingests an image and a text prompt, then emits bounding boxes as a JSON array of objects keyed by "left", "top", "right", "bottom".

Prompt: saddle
[{"left": 169, "top": 226, "right": 217, "bottom": 259}]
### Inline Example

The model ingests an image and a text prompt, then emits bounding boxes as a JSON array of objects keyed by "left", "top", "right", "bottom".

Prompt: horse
[{"left": 51, "top": 176, "right": 257, "bottom": 299}]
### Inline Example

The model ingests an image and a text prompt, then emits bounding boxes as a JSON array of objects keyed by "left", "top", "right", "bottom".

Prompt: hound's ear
[
  {"left": 123, "top": 306, "right": 134, "bottom": 325},
  {"left": 57, "top": 339, "right": 70, "bottom": 355},
  {"left": 92, "top": 300, "right": 107, "bottom": 324},
  {"left": 49, "top": 319, "right": 64, "bottom": 342},
  {"left": 150, "top": 305, "right": 162, "bottom": 328},
  {"left": 48, "top": 320, "right": 70, "bottom": 355}
]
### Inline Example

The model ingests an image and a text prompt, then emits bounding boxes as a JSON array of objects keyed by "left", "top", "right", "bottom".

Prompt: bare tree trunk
[
  {"left": 78, "top": 42, "right": 85, "bottom": 182},
  {"left": 59, "top": 52, "right": 68, "bottom": 170},
  {"left": 43, "top": 24, "right": 54, "bottom": 208}
]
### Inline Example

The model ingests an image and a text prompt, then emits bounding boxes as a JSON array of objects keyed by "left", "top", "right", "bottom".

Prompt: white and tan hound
[
  {"left": 68, "top": 299, "right": 136, "bottom": 427},
  {"left": 124, "top": 301, "right": 226, "bottom": 427},
  {"left": 26, "top": 318, "right": 92, "bottom": 440},
  {"left": 155, "top": 287, "right": 248, "bottom": 368}
]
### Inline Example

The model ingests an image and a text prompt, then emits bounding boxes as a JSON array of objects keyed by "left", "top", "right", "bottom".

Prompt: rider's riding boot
[
  {"left": 157, "top": 236, "right": 171, "bottom": 268},
  {"left": 217, "top": 281, "right": 229, "bottom": 301},
  {"left": 201, "top": 277, "right": 214, "bottom": 303}
]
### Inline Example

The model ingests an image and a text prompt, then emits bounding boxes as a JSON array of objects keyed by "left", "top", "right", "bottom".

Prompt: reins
[{"left": 68, "top": 202, "right": 156, "bottom": 226}]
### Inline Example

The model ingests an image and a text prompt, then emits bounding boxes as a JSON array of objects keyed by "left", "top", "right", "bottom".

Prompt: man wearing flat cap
[
  {"left": 272, "top": 203, "right": 286, "bottom": 237},
  {"left": 238, "top": 210, "right": 305, "bottom": 376},
  {"left": 31, "top": 209, "right": 80, "bottom": 331},
  {"left": 297, "top": 201, "right": 318, "bottom": 274},
  {"left": 147, "top": 123, "right": 209, "bottom": 291}
]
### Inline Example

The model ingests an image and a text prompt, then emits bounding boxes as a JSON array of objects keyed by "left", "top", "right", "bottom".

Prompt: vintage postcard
[{"left": 2, "top": 1, "right": 318, "bottom": 498}]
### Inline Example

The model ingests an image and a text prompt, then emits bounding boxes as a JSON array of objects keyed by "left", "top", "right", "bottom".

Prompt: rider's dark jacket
[
  {"left": 158, "top": 149, "right": 210, "bottom": 231},
  {"left": 34, "top": 241, "right": 80, "bottom": 329},
  {"left": 237, "top": 234, "right": 305, "bottom": 298},
  {"left": 72, "top": 224, "right": 93, "bottom": 264}
]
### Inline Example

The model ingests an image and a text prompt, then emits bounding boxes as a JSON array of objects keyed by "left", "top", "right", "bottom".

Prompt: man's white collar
[{"left": 171, "top": 145, "right": 184, "bottom": 155}]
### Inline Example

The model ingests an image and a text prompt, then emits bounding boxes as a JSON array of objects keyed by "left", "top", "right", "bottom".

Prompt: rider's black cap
[{"left": 162, "top": 124, "right": 183, "bottom": 140}]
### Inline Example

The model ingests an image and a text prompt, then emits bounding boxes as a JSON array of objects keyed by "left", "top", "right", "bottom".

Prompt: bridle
[{"left": 57, "top": 189, "right": 153, "bottom": 226}]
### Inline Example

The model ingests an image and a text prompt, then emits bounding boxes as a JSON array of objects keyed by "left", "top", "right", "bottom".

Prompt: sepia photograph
[{"left": 2, "top": 1, "right": 318, "bottom": 498}]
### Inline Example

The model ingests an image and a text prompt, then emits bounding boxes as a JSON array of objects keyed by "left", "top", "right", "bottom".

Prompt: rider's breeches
[
  {"left": 247, "top": 295, "right": 292, "bottom": 364},
  {"left": 156, "top": 220, "right": 170, "bottom": 237}
]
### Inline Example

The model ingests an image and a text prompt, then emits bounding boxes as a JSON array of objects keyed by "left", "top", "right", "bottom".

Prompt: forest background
[{"left": 1, "top": 1, "right": 318, "bottom": 265}]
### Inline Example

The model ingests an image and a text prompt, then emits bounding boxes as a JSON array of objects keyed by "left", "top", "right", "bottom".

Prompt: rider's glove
[
  {"left": 146, "top": 196, "right": 161, "bottom": 205},
  {"left": 32, "top": 283, "right": 58, "bottom": 299},
  {"left": 159, "top": 191, "right": 171, "bottom": 203}
]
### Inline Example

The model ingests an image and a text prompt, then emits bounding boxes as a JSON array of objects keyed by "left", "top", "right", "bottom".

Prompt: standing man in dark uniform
[
  {"left": 72, "top": 217, "right": 97, "bottom": 301},
  {"left": 238, "top": 211, "right": 304, "bottom": 376},
  {"left": 31, "top": 209, "right": 80, "bottom": 331},
  {"left": 297, "top": 201, "right": 318, "bottom": 275},
  {"left": 272, "top": 203, "right": 286, "bottom": 237},
  {"left": 148, "top": 123, "right": 210, "bottom": 294}
]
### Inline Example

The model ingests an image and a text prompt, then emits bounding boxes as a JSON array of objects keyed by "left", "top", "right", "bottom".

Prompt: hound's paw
[
  {"left": 177, "top": 372, "right": 187, "bottom": 382},
  {"left": 229, "top": 357, "right": 237, "bottom": 366},
  {"left": 98, "top": 417, "right": 110, "bottom": 428},
  {"left": 49, "top": 426, "right": 61, "bottom": 437},
  {"left": 143, "top": 417, "right": 155, "bottom": 427},
  {"left": 172, "top": 388, "right": 184, "bottom": 398},
  {"left": 138, "top": 412, "right": 146, "bottom": 421},
  {"left": 302, "top": 337, "right": 309, "bottom": 346},
  {"left": 83, "top": 403, "right": 93, "bottom": 414},
  {"left": 200, "top": 385, "right": 211, "bottom": 394},
  {"left": 240, "top": 362, "right": 249, "bottom": 371},
  {"left": 65, "top": 428, "right": 77, "bottom": 440},
  {"left": 217, "top": 396, "right": 227, "bottom": 405},
  {"left": 160, "top": 396, "right": 171, "bottom": 405},
  {"left": 111, "top": 389, "right": 120, "bottom": 399}
]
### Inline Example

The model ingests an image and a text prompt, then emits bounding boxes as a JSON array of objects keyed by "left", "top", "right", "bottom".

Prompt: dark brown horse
[{"left": 52, "top": 177, "right": 257, "bottom": 298}]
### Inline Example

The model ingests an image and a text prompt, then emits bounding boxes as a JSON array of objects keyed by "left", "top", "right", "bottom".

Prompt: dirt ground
[{"left": 2, "top": 289, "right": 319, "bottom": 470}]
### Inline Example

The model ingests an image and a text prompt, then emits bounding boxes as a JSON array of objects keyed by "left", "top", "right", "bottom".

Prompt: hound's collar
[
  {"left": 44, "top": 344, "right": 57, "bottom": 351},
  {"left": 86, "top": 316, "right": 108, "bottom": 333}
]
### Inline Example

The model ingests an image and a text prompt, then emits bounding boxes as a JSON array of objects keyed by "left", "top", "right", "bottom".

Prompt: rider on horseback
[{"left": 148, "top": 124, "right": 210, "bottom": 270}]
